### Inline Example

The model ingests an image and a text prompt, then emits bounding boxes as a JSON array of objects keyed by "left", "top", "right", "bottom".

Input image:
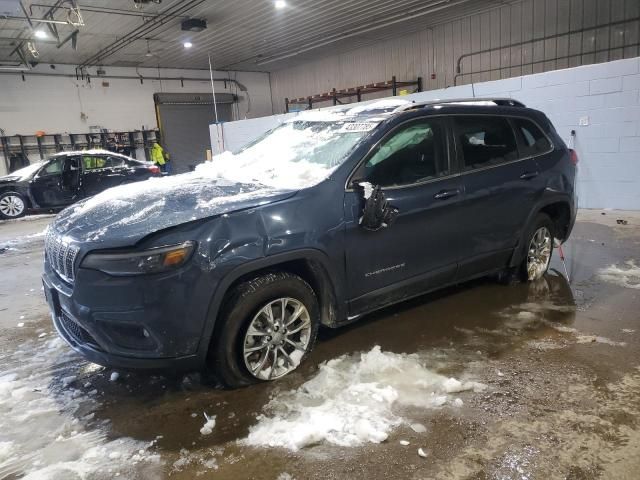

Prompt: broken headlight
[{"left": 81, "top": 241, "right": 196, "bottom": 276}]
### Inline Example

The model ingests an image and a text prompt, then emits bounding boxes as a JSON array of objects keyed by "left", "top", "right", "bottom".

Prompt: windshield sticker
[{"left": 339, "top": 122, "right": 378, "bottom": 133}]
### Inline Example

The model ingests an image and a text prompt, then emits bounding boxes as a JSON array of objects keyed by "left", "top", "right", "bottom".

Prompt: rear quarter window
[{"left": 512, "top": 118, "right": 552, "bottom": 157}]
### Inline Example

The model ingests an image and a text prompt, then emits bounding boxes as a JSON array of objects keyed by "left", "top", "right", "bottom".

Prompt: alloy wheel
[
  {"left": 243, "top": 297, "right": 312, "bottom": 380},
  {"left": 527, "top": 226, "right": 552, "bottom": 281},
  {"left": 0, "top": 195, "right": 25, "bottom": 218}
]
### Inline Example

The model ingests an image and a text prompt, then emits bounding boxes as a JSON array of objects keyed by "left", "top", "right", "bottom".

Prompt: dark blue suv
[{"left": 42, "top": 98, "right": 577, "bottom": 387}]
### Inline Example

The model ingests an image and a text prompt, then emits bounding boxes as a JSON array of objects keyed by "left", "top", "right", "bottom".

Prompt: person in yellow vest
[{"left": 150, "top": 142, "right": 169, "bottom": 173}]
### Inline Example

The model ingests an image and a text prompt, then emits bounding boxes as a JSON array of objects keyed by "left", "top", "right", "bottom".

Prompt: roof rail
[{"left": 395, "top": 98, "right": 526, "bottom": 111}]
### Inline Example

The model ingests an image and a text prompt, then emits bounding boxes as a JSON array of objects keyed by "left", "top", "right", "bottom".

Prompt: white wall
[
  {"left": 217, "top": 57, "right": 640, "bottom": 210},
  {"left": 0, "top": 64, "right": 273, "bottom": 136},
  {"left": 209, "top": 113, "right": 296, "bottom": 155},
  {"left": 270, "top": 0, "right": 640, "bottom": 113}
]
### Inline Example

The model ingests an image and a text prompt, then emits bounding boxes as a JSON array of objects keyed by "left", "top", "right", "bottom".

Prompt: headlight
[{"left": 81, "top": 241, "right": 196, "bottom": 276}]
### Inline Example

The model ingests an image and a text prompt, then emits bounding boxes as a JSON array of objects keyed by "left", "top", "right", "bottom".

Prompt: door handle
[
  {"left": 520, "top": 171, "right": 539, "bottom": 180},
  {"left": 434, "top": 189, "right": 460, "bottom": 200}
]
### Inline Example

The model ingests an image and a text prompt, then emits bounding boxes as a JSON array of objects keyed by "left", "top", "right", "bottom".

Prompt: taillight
[
  {"left": 569, "top": 149, "right": 579, "bottom": 165},
  {"left": 148, "top": 165, "right": 160, "bottom": 174}
]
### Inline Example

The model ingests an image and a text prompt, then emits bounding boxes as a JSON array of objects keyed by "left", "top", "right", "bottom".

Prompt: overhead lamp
[
  {"left": 274, "top": 0, "right": 286, "bottom": 9},
  {"left": 183, "top": 41, "right": 193, "bottom": 49},
  {"left": 34, "top": 30, "right": 47, "bottom": 39},
  {"left": 181, "top": 18, "right": 207, "bottom": 32}
]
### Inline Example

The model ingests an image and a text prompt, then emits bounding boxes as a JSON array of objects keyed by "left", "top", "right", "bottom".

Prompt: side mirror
[{"left": 356, "top": 182, "right": 399, "bottom": 231}]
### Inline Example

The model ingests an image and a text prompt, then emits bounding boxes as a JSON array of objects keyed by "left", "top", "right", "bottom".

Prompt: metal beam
[{"left": 78, "top": 0, "right": 206, "bottom": 68}]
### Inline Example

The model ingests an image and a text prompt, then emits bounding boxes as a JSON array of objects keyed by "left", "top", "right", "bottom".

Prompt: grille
[
  {"left": 59, "top": 312, "right": 100, "bottom": 348},
  {"left": 45, "top": 229, "right": 80, "bottom": 283}
]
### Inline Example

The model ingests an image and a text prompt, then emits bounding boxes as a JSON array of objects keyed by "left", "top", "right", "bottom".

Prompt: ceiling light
[
  {"left": 274, "top": 0, "right": 286, "bottom": 9},
  {"left": 181, "top": 18, "right": 207, "bottom": 32},
  {"left": 34, "top": 30, "right": 47, "bottom": 39},
  {"left": 183, "top": 41, "right": 193, "bottom": 49}
]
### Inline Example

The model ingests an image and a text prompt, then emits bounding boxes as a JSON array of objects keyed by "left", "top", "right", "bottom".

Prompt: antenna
[{"left": 208, "top": 53, "right": 224, "bottom": 154}]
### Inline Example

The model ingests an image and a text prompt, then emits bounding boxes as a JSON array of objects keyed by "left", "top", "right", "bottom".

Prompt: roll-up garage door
[{"left": 154, "top": 93, "right": 235, "bottom": 173}]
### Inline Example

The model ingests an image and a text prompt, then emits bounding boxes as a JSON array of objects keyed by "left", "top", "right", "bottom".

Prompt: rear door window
[
  {"left": 362, "top": 119, "right": 449, "bottom": 187},
  {"left": 104, "top": 156, "right": 126, "bottom": 168},
  {"left": 83, "top": 155, "right": 124, "bottom": 170},
  {"left": 454, "top": 116, "right": 519, "bottom": 171},
  {"left": 512, "top": 118, "right": 552, "bottom": 157}
]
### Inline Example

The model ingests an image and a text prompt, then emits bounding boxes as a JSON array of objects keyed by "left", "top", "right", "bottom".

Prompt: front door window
[{"left": 362, "top": 119, "right": 448, "bottom": 187}]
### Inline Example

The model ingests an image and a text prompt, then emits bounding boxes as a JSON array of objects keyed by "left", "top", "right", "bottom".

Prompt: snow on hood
[
  {"left": 53, "top": 118, "right": 372, "bottom": 243},
  {"left": 0, "top": 162, "right": 44, "bottom": 181},
  {"left": 53, "top": 173, "right": 295, "bottom": 243},
  {"left": 244, "top": 346, "right": 485, "bottom": 451}
]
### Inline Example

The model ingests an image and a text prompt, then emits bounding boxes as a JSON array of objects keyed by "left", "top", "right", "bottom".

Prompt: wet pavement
[{"left": 0, "top": 210, "right": 639, "bottom": 479}]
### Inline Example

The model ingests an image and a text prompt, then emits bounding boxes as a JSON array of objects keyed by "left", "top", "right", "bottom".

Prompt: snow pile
[
  {"left": 0, "top": 229, "right": 47, "bottom": 250},
  {"left": 200, "top": 413, "right": 216, "bottom": 435},
  {"left": 598, "top": 261, "right": 640, "bottom": 289},
  {"left": 171, "top": 447, "right": 219, "bottom": 473},
  {"left": 244, "top": 346, "right": 484, "bottom": 451},
  {"left": 0, "top": 338, "right": 160, "bottom": 479},
  {"left": 551, "top": 325, "right": 626, "bottom": 347}
]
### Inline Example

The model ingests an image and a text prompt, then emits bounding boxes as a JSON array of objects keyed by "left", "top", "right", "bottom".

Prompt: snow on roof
[
  {"left": 290, "top": 98, "right": 412, "bottom": 123},
  {"left": 345, "top": 98, "right": 411, "bottom": 115},
  {"left": 50, "top": 149, "right": 136, "bottom": 160}
]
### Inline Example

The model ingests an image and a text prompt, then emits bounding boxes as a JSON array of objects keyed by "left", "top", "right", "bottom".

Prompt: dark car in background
[
  {"left": 42, "top": 98, "right": 577, "bottom": 387},
  {"left": 0, "top": 150, "right": 161, "bottom": 219}
]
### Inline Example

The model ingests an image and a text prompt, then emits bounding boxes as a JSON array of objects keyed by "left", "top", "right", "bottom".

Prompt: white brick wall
[
  {"left": 410, "top": 57, "right": 640, "bottom": 210},
  {"left": 218, "top": 57, "right": 640, "bottom": 210}
]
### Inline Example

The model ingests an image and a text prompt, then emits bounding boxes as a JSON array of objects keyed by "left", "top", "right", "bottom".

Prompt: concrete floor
[{"left": 0, "top": 210, "right": 639, "bottom": 480}]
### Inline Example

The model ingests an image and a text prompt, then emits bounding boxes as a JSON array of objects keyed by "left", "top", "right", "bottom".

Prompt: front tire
[
  {"left": 208, "top": 272, "right": 319, "bottom": 388},
  {"left": 0, "top": 192, "right": 27, "bottom": 220}
]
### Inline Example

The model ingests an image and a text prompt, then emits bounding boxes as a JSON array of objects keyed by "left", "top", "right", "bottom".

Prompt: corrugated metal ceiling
[{"left": 0, "top": 0, "right": 514, "bottom": 71}]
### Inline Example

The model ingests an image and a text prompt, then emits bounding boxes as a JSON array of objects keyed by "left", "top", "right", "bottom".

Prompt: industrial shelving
[{"left": 284, "top": 76, "right": 423, "bottom": 113}]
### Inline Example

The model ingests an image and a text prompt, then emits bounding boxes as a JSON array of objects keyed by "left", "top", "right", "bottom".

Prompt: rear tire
[
  {"left": 519, "top": 213, "right": 554, "bottom": 282},
  {"left": 208, "top": 272, "right": 319, "bottom": 388},
  {"left": 497, "top": 213, "right": 555, "bottom": 284},
  {"left": 0, "top": 192, "right": 27, "bottom": 220}
]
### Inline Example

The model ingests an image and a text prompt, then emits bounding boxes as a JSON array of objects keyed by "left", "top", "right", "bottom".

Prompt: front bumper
[{"left": 42, "top": 260, "right": 212, "bottom": 371}]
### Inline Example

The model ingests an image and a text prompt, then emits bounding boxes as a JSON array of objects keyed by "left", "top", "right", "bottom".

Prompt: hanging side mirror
[{"left": 355, "top": 181, "right": 399, "bottom": 231}]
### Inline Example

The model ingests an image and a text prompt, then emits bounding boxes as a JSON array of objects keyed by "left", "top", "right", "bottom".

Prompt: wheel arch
[
  {"left": 199, "top": 249, "right": 344, "bottom": 362},
  {"left": 509, "top": 196, "right": 573, "bottom": 268},
  {"left": 539, "top": 201, "right": 572, "bottom": 241}
]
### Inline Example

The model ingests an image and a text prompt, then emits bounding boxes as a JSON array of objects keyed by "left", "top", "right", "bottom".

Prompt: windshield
[
  {"left": 198, "top": 120, "right": 377, "bottom": 189},
  {"left": 7, "top": 162, "right": 45, "bottom": 180}
]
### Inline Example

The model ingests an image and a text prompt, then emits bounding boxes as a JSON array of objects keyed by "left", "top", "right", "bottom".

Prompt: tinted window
[
  {"left": 513, "top": 118, "right": 551, "bottom": 156},
  {"left": 454, "top": 116, "right": 518, "bottom": 170},
  {"left": 40, "top": 157, "right": 64, "bottom": 176},
  {"left": 83, "top": 155, "right": 124, "bottom": 170},
  {"left": 363, "top": 120, "right": 448, "bottom": 187},
  {"left": 105, "top": 156, "right": 125, "bottom": 168}
]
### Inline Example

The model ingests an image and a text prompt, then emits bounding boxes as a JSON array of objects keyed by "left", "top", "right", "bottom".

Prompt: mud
[{"left": 0, "top": 210, "right": 639, "bottom": 480}]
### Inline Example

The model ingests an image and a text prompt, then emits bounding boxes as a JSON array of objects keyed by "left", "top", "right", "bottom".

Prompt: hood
[
  {"left": 0, "top": 175, "right": 20, "bottom": 183},
  {"left": 1, "top": 162, "right": 44, "bottom": 182},
  {"left": 52, "top": 173, "right": 296, "bottom": 245}
]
